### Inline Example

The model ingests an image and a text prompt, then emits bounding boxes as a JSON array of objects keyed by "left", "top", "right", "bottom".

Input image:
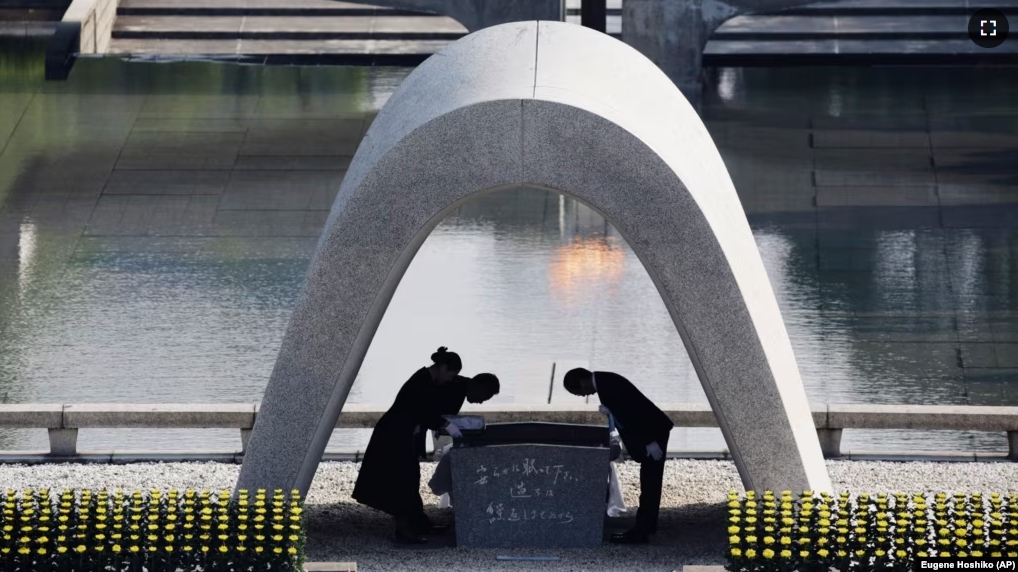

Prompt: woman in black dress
[{"left": 352, "top": 347, "right": 500, "bottom": 543}]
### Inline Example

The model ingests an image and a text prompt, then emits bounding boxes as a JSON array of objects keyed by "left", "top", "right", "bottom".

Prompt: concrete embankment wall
[
  {"left": 0, "top": 402, "right": 1014, "bottom": 463},
  {"left": 61, "top": 0, "right": 117, "bottom": 52}
]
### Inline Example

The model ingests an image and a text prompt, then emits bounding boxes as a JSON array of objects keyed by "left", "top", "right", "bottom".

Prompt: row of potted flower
[
  {"left": 0, "top": 487, "right": 306, "bottom": 571},
  {"left": 726, "top": 489, "right": 1018, "bottom": 571}
]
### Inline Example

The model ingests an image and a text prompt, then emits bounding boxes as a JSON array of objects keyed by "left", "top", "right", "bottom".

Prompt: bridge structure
[{"left": 43, "top": 0, "right": 1018, "bottom": 104}]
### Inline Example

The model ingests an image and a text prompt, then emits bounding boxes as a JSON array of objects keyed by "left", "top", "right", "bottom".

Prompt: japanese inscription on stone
[{"left": 450, "top": 444, "right": 609, "bottom": 548}]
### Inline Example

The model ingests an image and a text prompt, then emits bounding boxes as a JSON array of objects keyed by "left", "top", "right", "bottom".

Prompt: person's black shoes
[
  {"left": 393, "top": 516, "right": 429, "bottom": 544},
  {"left": 393, "top": 523, "right": 428, "bottom": 544},
  {"left": 392, "top": 530, "right": 428, "bottom": 544},
  {"left": 610, "top": 528, "right": 650, "bottom": 544},
  {"left": 409, "top": 514, "right": 450, "bottom": 535}
]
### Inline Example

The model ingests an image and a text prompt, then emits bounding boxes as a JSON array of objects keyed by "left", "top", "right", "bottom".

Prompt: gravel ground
[{"left": 1, "top": 460, "right": 1016, "bottom": 572}]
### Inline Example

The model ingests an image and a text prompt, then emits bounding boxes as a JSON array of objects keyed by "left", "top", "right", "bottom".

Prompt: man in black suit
[{"left": 564, "top": 368, "right": 674, "bottom": 544}]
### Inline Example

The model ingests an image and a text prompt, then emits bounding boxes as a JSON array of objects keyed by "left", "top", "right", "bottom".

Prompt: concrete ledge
[
  {"left": 666, "top": 450, "right": 732, "bottom": 460},
  {"left": 0, "top": 403, "right": 1016, "bottom": 461},
  {"left": 0, "top": 451, "right": 118, "bottom": 464},
  {"left": 846, "top": 451, "right": 976, "bottom": 462},
  {"left": 0, "top": 404, "right": 63, "bottom": 428},
  {"left": 0, "top": 402, "right": 1011, "bottom": 432},
  {"left": 0, "top": 449, "right": 1009, "bottom": 465},
  {"left": 63, "top": 403, "right": 256, "bottom": 428},
  {"left": 828, "top": 404, "right": 1018, "bottom": 431},
  {"left": 109, "top": 450, "right": 240, "bottom": 464},
  {"left": 304, "top": 563, "right": 357, "bottom": 572},
  {"left": 682, "top": 567, "right": 725, "bottom": 572}
]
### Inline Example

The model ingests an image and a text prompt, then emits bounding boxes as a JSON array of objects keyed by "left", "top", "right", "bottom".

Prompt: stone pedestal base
[{"left": 450, "top": 444, "right": 610, "bottom": 548}]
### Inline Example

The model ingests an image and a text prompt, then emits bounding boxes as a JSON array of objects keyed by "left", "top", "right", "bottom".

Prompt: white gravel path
[{"left": 1, "top": 459, "right": 1016, "bottom": 572}]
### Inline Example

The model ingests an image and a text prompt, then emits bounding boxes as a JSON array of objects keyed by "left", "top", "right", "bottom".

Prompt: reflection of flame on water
[
  {"left": 549, "top": 239, "right": 625, "bottom": 302},
  {"left": 18, "top": 221, "right": 36, "bottom": 297}
]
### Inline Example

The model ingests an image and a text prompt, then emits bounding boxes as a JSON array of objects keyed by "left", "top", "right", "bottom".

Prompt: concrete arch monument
[{"left": 237, "top": 21, "right": 832, "bottom": 497}]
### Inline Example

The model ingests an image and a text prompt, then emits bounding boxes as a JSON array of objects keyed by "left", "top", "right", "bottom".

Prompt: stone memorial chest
[{"left": 450, "top": 443, "right": 610, "bottom": 548}]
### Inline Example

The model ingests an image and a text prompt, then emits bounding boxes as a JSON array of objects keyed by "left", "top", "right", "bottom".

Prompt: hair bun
[{"left": 430, "top": 346, "right": 462, "bottom": 371}]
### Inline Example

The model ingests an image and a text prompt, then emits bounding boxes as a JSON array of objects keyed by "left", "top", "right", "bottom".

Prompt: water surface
[{"left": 1, "top": 49, "right": 1017, "bottom": 454}]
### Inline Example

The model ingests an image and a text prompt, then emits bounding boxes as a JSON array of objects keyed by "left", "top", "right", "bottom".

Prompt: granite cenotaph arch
[{"left": 237, "top": 21, "right": 833, "bottom": 497}]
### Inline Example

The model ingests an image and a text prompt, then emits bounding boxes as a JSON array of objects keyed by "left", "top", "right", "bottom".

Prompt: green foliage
[
  {"left": 0, "top": 487, "right": 306, "bottom": 571},
  {"left": 725, "top": 489, "right": 1018, "bottom": 571}
]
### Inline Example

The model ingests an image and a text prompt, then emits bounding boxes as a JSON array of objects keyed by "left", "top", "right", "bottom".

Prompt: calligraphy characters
[
  {"left": 510, "top": 481, "right": 555, "bottom": 498},
  {"left": 486, "top": 502, "right": 574, "bottom": 525},
  {"left": 472, "top": 460, "right": 578, "bottom": 485},
  {"left": 471, "top": 455, "right": 583, "bottom": 530}
]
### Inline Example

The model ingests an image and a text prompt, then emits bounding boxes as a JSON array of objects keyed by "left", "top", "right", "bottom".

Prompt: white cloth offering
[
  {"left": 442, "top": 415, "right": 485, "bottom": 431},
  {"left": 607, "top": 461, "right": 627, "bottom": 517}
]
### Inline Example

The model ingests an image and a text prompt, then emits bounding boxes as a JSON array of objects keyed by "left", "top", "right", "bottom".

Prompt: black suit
[{"left": 594, "top": 371, "right": 673, "bottom": 533}]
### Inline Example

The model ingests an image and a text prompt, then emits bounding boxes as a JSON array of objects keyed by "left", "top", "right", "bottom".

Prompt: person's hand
[
  {"left": 645, "top": 441, "right": 663, "bottom": 461},
  {"left": 445, "top": 421, "right": 463, "bottom": 439},
  {"left": 598, "top": 405, "right": 611, "bottom": 416}
]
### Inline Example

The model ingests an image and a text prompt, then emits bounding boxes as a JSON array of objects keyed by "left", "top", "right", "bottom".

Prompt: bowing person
[
  {"left": 352, "top": 347, "right": 499, "bottom": 543},
  {"left": 563, "top": 367, "right": 673, "bottom": 544},
  {"left": 415, "top": 371, "right": 500, "bottom": 462},
  {"left": 421, "top": 371, "right": 500, "bottom": 510}
]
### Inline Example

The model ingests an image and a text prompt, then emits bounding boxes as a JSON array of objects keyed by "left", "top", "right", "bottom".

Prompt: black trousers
[{"left": 635, "top": 435, "right": 668, "bottom": 534}]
